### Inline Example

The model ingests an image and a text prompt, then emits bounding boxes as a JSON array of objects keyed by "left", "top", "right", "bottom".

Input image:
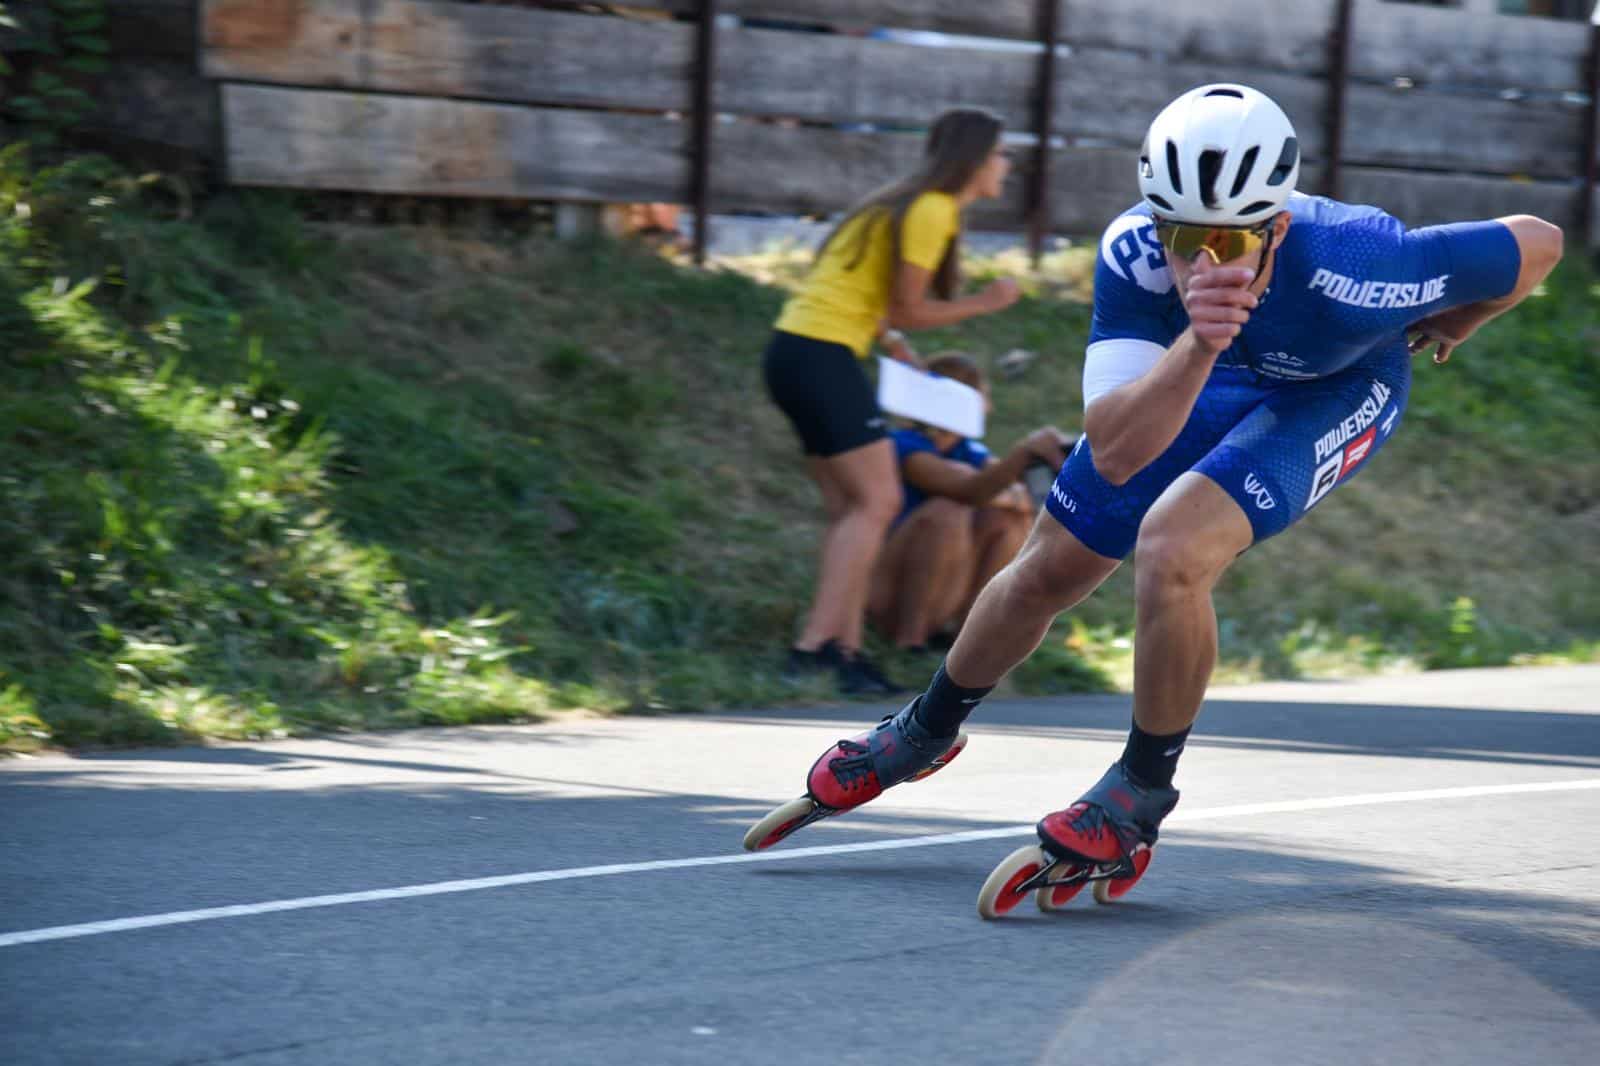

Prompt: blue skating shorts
[{"left": 1046, "top": 340, "right": 1411, "bottom": 559}]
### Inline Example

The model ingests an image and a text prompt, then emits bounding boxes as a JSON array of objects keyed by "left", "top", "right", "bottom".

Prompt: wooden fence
[{"left": 99, "top": 1, "right": 1600, "bottom": 248}]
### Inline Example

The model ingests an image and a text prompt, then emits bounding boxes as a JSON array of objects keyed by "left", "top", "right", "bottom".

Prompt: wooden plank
[
  {"left": 203, "top": 0, "right": 689, "bottom": 104},
  {"left": 710, "top": 121, "right": 1030, "bottom": 226},
  {"left": 221, "top": 85, "right": 1038, "bottom": 222},
  {"left": 1055, "top": 55, "right": 1330, "bottom": 157},
  {"left": 1333, "top": 167, "right": 1589, "bottom": 236},
  {"left": 718, "top": 25, "right": 1035, "bottom": 128},
  {"left": 1040, "top": 146, "right": 1147, "bottom": 236},
  {"left": 203, "top": 1, "right": 1035, "bottom": 128},
  {"left": 637, "top": 0, "right": 1588, "bottom": 93},
  {"left": 221, "top": 87, "right": 1592, "bottom": 242},
  {"left": 204, "top": 1, "right": 1583, "bottom": 177},
  {"left": 1056, "top": 51, "right": 1582, "bottom": 179},
  {"left": 1341, "top": 83, "right": 1583, "bottom": 179},
  {"left": 1059, "top": 0, "right": 1335, "bottom": 76},
  {"left": 222, "top": 84, "right": 687, "bottom": 200},
  {"left": 1054, "top": 0, "right": 1586, "bottom": 92},
  {"left": 1349, "top": 0, "right": 1589, "bottom": 95},
  {"left": 626, "top": 0, "right": 1044, "bottom": 42}
]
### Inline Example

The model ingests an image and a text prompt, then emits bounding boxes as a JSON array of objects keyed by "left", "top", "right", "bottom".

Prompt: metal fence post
[
  {"left": 690, "top": 0, "right": 719, "bottom": 265},
  {"left": 1324, "top": 0, "right": 1354, "bottom": 200},
  {"left": 1028, "top": 0, "right": 1061, "bottom": 266},
  {"left": 1578, "top": 6, "right": 1600, "bottom": 250}
]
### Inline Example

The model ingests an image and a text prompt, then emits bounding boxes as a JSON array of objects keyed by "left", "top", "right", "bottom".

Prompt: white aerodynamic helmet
[{"left": 1138, "top": 84, "right": 1300, "bottom": 226}]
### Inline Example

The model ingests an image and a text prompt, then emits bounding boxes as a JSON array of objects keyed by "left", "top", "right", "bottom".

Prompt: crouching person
[{"left": 869, "top": 352, "right": 1071, "bottom": 651}]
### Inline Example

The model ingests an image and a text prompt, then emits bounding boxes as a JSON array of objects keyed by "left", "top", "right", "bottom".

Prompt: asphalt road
[{"left": 3, "top": 665, "right": 1598, "bottom": 1065}]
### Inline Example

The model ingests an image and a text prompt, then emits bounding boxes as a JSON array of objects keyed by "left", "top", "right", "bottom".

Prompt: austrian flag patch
[{"left": 1341, "top": 427, "right": 1376, "bottom": 476}]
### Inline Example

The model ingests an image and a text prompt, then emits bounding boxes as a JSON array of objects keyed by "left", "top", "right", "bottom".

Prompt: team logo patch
[
  {"left": 1306, "top": 420, "right": 1383, "bottom": 509},
  {"left": 1305, "top": 380, "right": 1396, "bottom": 510},
  {"left": 1050, "top": 482, "right": 1078, "bottom": 513},
  {"left": 1099, "top": 215, "right": 1173, "bottom": 295},
  {"left": 1243, "top": 473, "right": 1276, "bottom": 511},
  {"left": 1308, "top": 269, "right": 1448, "bottom": 310}
]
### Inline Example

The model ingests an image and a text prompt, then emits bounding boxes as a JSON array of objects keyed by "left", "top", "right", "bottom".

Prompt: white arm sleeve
[{"left": 1082, "top": 338, "right": 1165, "bottom": 409}]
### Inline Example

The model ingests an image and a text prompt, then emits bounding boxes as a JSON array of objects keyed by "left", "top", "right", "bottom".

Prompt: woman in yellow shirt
[{"left": 764, "top": 108, "right": 1021, "bottom": 695}]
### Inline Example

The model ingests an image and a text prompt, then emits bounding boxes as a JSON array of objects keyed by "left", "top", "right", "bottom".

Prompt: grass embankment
[{"left": 2, "top": 150, "right": 1597, "bottom": 751}]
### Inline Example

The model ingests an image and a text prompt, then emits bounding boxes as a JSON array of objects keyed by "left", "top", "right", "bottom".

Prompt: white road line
[{"left": 4, "top": 777, "right": 1597, "bottom": 949}]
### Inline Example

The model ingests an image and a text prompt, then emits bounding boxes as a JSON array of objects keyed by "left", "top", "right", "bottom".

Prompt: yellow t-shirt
[{"left": 775, "top": 191, "right": 959, "bottom": 357}]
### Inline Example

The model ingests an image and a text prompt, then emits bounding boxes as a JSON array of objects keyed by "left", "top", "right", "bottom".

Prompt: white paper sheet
[{"left": 875, "top": 357, "right": 985, "bottom": 438}]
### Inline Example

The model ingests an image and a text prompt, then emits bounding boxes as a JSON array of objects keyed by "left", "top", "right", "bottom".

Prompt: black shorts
[{"left": 762, "top": 330, "right": 887, "bottom": 457}]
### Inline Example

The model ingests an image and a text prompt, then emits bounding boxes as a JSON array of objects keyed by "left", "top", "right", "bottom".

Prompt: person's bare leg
[
  {"left": 943, "top": 513, "right": 1121, "bottom": 687},
  {"left": 864, "top": 522, "right": 904, "bottom": 637},
  {"left": 807, "top": 454, "right": 848, "bottom": 525},
  {"left": 795, "top": 439, "right": 900, "bottom": 652},
  {"left": 949, "top": 507, "right": 1031, "bottom": 633},
  {"left": 794, "top": 455, "right": 848, "bottom": 651},
  {"left": 879, "top": 499, "right": 973, "bottom": 647},
  {"left": 1130, "top": 472, "right": 1253, "bottom": 734}
]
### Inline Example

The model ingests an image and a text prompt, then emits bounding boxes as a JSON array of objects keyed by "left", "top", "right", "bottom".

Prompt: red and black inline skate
[
  {"left": 743, "top": 698, "right": 968, "bottom": 851},
  {"left": 977, "top": 761, "right": 1179, "bottom": 919}
]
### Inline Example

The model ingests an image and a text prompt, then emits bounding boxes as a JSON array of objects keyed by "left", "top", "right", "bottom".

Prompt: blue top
[
  {"left": 1090, "top": 193, "right": 1522, "bottom": 381},
  {"left": 891, "top": 427, "right": 991, "bottom": 524}
]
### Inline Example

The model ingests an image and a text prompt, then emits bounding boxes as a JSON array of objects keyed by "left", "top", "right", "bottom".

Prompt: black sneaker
[
  {"left": 784, "top": 640, "right": 845, "bottom": 682},
  {"left": 838, "top": 652, "right": 907, "bottom": 696}
]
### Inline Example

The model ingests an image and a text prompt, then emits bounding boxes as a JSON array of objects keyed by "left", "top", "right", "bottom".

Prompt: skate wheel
[
  {"left": 977, "top": 844, "right": 1048, "bottom": 920},
  {"left": 743, "top": 796, "right": 820, "bottom": 852},
  {"left": 1035, "top": 864, "right": 1087, "bottom": 912},
  {"left": 1092, "top": 843, "right": 1154, "bottom": 904},
  {"left": 908, "top": 730, "right": 969, "bottom": 783}
]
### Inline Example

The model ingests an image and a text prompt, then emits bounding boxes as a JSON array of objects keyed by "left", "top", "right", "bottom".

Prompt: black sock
[
  {"left": 911, "top": 662, "right": 994, "bottom": 737},
  {"left": 1119, "top": 719, "right": 1190, "bottom": 790}
]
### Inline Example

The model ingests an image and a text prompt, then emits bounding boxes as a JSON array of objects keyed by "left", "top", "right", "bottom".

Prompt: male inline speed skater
[{"left": 745, "top": 84, "right": 1563, "bottom": 899}]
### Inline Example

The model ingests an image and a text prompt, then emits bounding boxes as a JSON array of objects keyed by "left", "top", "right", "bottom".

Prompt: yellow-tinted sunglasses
[{"left": 1154, "top": 220, "right": 1271, "bottom": 265}]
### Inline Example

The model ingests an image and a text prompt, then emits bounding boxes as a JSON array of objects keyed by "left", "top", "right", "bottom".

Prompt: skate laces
[
  {"left": 827, "top": 739, "right": 877, "bottom": 791},
  {"left": 1065, "top": 802, "right": 1136, "bottom": 850}
]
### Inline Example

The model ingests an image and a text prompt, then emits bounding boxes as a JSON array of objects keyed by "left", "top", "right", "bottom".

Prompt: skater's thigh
[
  {"left": 1044, "top": 379, "right": 1265, "bottom": 560},
  {"left": 1005, "top": 507, "right": 1120, "bottom": 607},
  {"left": 1192, "top": 341, "right": 1411, "bottom": 546}
]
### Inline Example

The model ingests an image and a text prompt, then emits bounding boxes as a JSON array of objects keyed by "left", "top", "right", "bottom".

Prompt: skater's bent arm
[
  {"left": 1084, "top": 264, "right": 1256, "bottom": 485},
  {"left": 1081, "top": 331, "right": 1219, "bottom": 486},
  {"left": 1470, "top": 216, "right": 1563, "bottom": 317},
  {"left": 1406, "top": 216, "right": 1562, "bottom": 363}
]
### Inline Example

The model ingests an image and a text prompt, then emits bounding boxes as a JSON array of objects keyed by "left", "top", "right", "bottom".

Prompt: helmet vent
[
  {"left": 1198, "top": 149, "right": 1224, "bottom": 209},
  {"left": 1147, "top": 193, "right": 1174, "bottom": 212},
  {"left": 1267, "top": 137, "right": 1299, "bottom": 186},
  {"left": 1229, "top": 146, "right": 1260, "bottom": 198},
  {"left": 1240, "top": 200, "right": 1274, "bottom": 217},
  {"left": 1165, "top": 140, "right": 1183, "bottom": 195},
  {"left": 1203, "top": 87, "right": 1244, "bottom": 99}
]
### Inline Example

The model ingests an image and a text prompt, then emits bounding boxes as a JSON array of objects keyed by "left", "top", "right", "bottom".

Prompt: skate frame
[{"left": 1011, "top": 852, "right": 1135, "bottom": 896}]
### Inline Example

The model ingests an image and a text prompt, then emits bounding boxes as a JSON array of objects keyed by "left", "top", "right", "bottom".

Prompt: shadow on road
[{"left": 712, "top": 694, "right": 1600, "bottom": 771}]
